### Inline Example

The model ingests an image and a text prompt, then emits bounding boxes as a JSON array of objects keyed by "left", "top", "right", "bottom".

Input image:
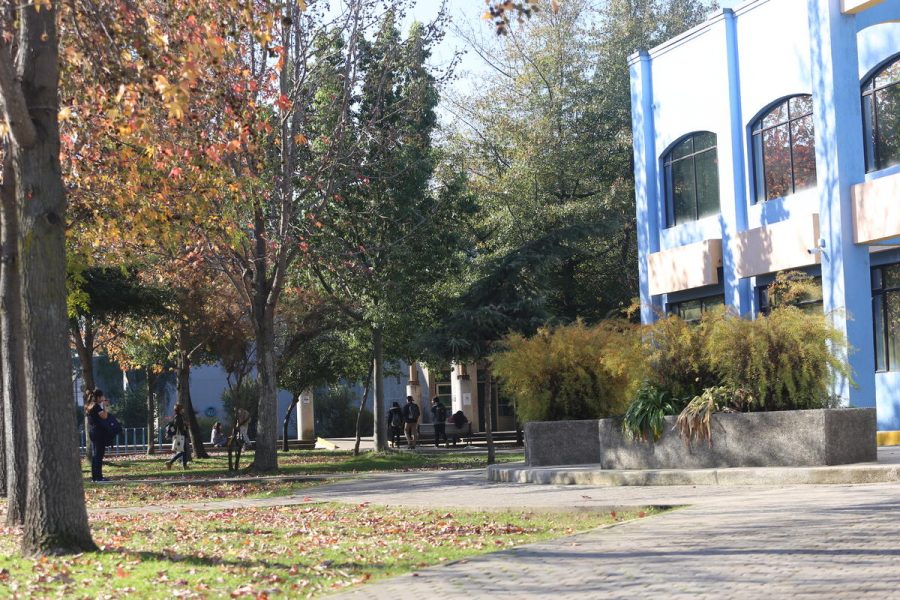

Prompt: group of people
[
  {"left": 85, "top": 388, "right": 252, "bottom": 481},
  {"left": 387, "top": 396, "right": 468, "bottom": 449}
]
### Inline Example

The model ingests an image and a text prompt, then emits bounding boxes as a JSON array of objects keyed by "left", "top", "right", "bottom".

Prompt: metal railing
[{"left": 78, "top": 427, "right": 290, "bottom": 455}]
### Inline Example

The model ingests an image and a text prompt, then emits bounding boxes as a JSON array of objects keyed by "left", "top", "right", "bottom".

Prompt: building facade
[{"left": 630, "top": 0, "right": 900, "bottom": 428}]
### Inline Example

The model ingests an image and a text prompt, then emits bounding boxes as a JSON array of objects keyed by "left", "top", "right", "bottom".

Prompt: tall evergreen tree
[{"left": 311, "top": 15, "right": 476, "bottom": 451}]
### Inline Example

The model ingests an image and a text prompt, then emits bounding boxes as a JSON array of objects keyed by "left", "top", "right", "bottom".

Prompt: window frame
[
  {"left": 667, "top": 293, "right": 725, "bottom": 323},
  {"left": 662, "top": 131, "right": 720, "bottom": 228},
  {"left": 872, "top": 264, "right": 900, "bottom": 372},
  {"left": 757, "top": 275, "right": 823, "bottom": 316},
  {"left": 750, "top": 95, "right": 817, "bottom": 203},
  {"left": 862, "top": 54, "right": 900, "bottom": 173}
]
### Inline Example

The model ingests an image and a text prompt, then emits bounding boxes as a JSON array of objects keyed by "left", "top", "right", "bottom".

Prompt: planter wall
[{"left": 524, "top": 408, "right": 876, "bottom": 469}]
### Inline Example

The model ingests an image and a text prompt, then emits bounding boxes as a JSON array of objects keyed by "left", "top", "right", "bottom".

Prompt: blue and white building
[{"left": 629, "top": 0, "right": 900, "bottom": 428}]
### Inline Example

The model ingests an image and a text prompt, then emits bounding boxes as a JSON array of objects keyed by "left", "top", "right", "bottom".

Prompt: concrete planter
[{"left": 524, "top": 408, "right": 876, "bottom": 469}]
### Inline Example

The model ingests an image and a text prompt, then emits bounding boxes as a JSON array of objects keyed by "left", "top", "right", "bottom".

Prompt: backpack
[
  {"left": 104, "top": 414, "right": 123, "bottom": 445},
  {"left": 390, "top": 410, "right": 402, "bottom": 428},
  {"left": 405, "top": 402, "right": 420, "bottom": 422},
  {"left": 165, "top": 421, "right": 177, "bottom": 440}
]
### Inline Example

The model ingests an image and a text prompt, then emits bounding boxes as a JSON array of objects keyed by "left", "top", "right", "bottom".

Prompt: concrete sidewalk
[{"left": 488, "top": 445, "right": 900, "bottom": 486}]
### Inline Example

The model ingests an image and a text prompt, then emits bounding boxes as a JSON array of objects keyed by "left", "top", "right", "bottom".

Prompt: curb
[{"left": 487, "top": 462, "right": 900, "bottom": 486}]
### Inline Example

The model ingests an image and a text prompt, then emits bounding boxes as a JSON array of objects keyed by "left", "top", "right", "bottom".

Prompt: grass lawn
[
  {"left": 0, "top": 504, "right": 658, "bottom": 598},
  {"left": 78, "top": 450, "right": 524, "bottom": 508},
  {"left": 85, "top": 450, "right": 524, "bottom": 481}
]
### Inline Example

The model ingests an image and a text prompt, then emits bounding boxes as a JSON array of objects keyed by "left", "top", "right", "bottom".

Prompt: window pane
[
  {"left": 763, "top": 125, "right": 792, "bottom": 199},
  {"left": 694, "top": 148, "right": 720, "bottom": 218},
  {"left": 887, "top": 291, "right": 900, "bottom": 371},
  {"left": 693, "top": 132, "right": 716, "bottom": 152},
  {"left": 790, "top": 115, "right": 817, "bottom": 192},
  {"left": 875, "top": 58, "right": 900, "bottom": 89},
  {"left": 863, "top": 94, "right": 877, "bottom": 172},
  {"left": 702, "top": 295, "right": 725, "bottom": 312},
  {"left": 679, "top": 299, "right": 702, "bottom": 322},
  {"left": 874, "top": 295, "right": 886, "bottom": 371},
  {"left": 874, "top": 83, "right": 900, "bottom": 170},
  {"left": 671, "top": 156, "right": 696, "bottom": 225},
  {"left": 671, "top": 138, "right": 693, "bottom": 160},
  {"left": 882, "top": 264, "right": 900, "bottom": 289},
  {"left": 762, "top": 100, "right": 788, "bottom": 129},
  {"left": 789, "top": 95, "right": 813, "bottom": 117},
  {"left": 753, "top": 134, "right": 766, "bottom": 203}
]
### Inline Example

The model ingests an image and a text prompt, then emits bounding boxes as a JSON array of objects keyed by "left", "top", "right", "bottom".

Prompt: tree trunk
[
  {"left": 176, "top": 349, "right": 209, "bottom": 460},
  {"left": 14, "top": 3, "right": 95, "bottom": 554},
  {"left": 484, "top": 364, "right": 495, "bottom": 466},
  {"left": 145, "top": 369, "right": 156, "bottom": 455},
  {"left": 253, "top": 309, "right": 278, "bottom": 471},
  {"left": 71, "top": 317, "right": 94, "bottom": 462},
  {"left": 372, "top": 327, "right": 386, "bottom": 452},
  {"left": 353, "top": 361, "right": 374, "bottom": 456},
  {"left": 1, "top": 155, "right": 27, "bottom": 524},
  {"left": 282, "top": 397, "right": 298, "bottom": 452}
]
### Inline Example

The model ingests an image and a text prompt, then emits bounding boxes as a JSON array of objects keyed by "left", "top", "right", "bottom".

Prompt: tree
[
  {"left": 450, "top": 0, "right": 710, "bottom": 325},
  {"left": 310, "top": 15, "right": 477, "bottom": 452},
  {"left": 421, "top": 225, "right": 594, "bottom": 463},
  {"left": 0, "top": 1, "right": 95, "bottom": 553}
]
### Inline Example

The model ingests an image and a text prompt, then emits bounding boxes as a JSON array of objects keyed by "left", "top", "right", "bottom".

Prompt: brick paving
[{"left": 314, "top": 472, "right": 900, "bottom": 599}]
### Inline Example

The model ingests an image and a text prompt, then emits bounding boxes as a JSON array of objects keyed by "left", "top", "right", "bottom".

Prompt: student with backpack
[
  {"left": 402, "top": 396, "right": 421, "bottom": 449},
  {"left": 387, "top": 402, "right": 404, "bottom": 448},
  {"left": 430, "top": 397, "right": 448, "bottom": 448}
]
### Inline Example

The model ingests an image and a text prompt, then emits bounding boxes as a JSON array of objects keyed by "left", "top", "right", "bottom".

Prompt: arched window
[
  {"left": 663, "top": 132, "right": 719, "bottom": 227},
  {"left": 751, "top": 95, "right": 817, "bottom": 203},
  {"left": 862, "top": 55, "right": 900, "bottom": 173}
]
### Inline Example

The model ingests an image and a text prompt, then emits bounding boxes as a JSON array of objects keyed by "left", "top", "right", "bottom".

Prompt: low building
[{"left": 629, "top": 0, "right": 900, "bottom": 427}]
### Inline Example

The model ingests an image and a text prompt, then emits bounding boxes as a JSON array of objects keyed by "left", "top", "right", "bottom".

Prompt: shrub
[
  {"left": 675, "top": 385, "right": 754, "bottom": 446},
  {"left": 704, "top": 307, "right": 848, "bottom": 411},
  {"left": 491, "top": 320, "right": 644, "bottom": 423},
  {"left": 314, "top": 385, "right": 373, "bottom": 437},
  {"left": 622, "top": 382, "right": 682, "bottom": 441},
  {"left": 642, "top": 312, "right": 720, "bottom": 399},
  {"left": 221, "top": 379, "right": 259, "bottom": 429}
]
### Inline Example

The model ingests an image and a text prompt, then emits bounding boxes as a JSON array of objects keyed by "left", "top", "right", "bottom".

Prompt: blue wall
[{"left": 630, "top": 0, "right": 900, "bottom": 428}]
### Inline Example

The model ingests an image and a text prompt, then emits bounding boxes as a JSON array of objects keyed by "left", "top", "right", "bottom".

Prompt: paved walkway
[{"left": 305, "top": 470, "right": 900, "bottom": 599}]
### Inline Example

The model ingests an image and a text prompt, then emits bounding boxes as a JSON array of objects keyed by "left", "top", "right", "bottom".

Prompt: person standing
[
  {"left": 85, "top": 389, "right": 110, "bottom": 482},
  {"left": 166, "top": 404, "right": 190, "bottom": 470},
  {"left": 402, "top": 396, "right": 420, "bottom": 449},
  {"left": 387, "top": 402, "right": 404, "bottom": 448},
  {"left": 430, "top": 397, "right": 448, "bottom": 448}
]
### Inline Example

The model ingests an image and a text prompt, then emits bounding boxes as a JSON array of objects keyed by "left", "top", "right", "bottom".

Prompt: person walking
[
  {"left": 430, "top": 397, "right": 448, "bottom": 448},
  {"left": 402, "top": 396, "right": 421, "bottom": 449},
  {"left": 387, "top": 401, "right": 404, "bottom": 448},
  {"left": 166, "top": 404, "right": 190, "bottom": 470},
  {"left": 85, "top": 389, "right": 110, "bottom": 482}
]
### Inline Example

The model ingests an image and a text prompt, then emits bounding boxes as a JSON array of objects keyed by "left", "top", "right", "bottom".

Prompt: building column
[
  {"left": 451, "top": 362, "right": 475, "bottom": 425},
  {"left": 807, "top": 0, "right": 875, "bottom": 406},
  {"left": 296, "top": 388, "right": 315, "bottom": 443},
  {"left": 629, "top": 50, "right": 663, "bottom": 324},
  {"left": 722, "top": 9, "right": 751, "bottom": 316},
  {"left": 405, "top": 361, "right": 424, "bottom": 418}
]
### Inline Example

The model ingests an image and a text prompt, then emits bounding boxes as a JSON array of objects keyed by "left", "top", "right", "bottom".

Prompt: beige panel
[
  {"left": 734, "top": 214, "right": 820, "bottom": 278},
  {"left": 853, "top": 173, "right": 900, "bottom": 244},
  {"left": 841, "top": 0, "right": 883, "bottom": 13},
  {"left": 648, "top": 239, "right": 722, "bottom": 296}
]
